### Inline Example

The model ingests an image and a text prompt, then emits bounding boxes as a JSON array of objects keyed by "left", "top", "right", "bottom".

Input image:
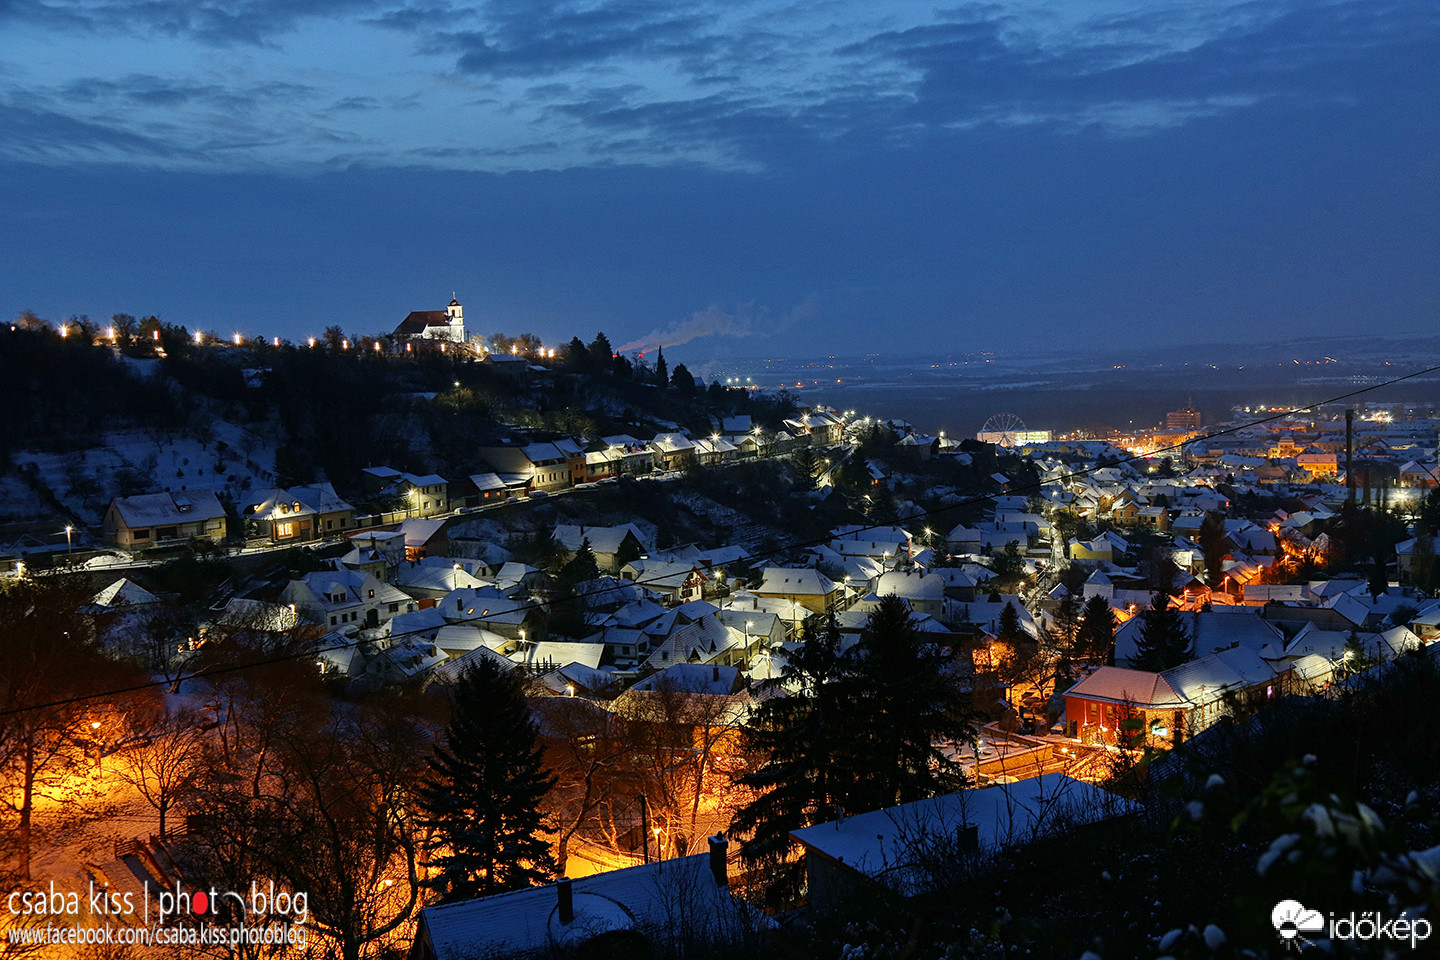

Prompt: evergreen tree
[
  {"left": 1076, "top": 595, "right": 1118, "bottom": 663},
  {"left": 587, "top": 332, "right": 613, "bottom": 371},
  {"left": 654, "top": 345, "right": 668, "bottom": 389},
  {"left": 559, "top": 537, "right": 600, "bottom": 585},
  {"left": 990, "top": 541, "right": 1026, "bottom": 587},
  {"left": 417, "top": 659, "right": 557, "bottom": 902},
  {"left": 564, "top": 336, "right": 589, "bottom": 371},
  {"left": 1197, "top": 512, "right": 1229, "bottom": 587},
  {"left": 732, "top": 616, "right": 861, "bottom": 902},
  {"left": 850, "top": 595, "right": 971, "bottom": 809},
  {"left": 671, "top": 363, "right": 696, "bottom": 395},
  {"left": 792, "top": 446, "right": 820, "bottom": 491},
  {"left": 997, "top": 600, "right": 1022, "bottom": 643},
  {"left": 1128, "top": 591, "right": 1192, "bottom": 671}
]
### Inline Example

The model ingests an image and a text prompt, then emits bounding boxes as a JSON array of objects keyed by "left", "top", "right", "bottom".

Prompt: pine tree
[
  {"left": 587, "top": 332, "right": 613, "bottom": 371},
  {"left": 1076, "top": 595, "right": 1118, "bottom": 663},
  {"left": 732, "top": 615, "right": 862, "bottom": 902},
  {"left": 997, "top": 600, "right": 1022, "bottom": 643},
  {"left": 851, "top": 595, "right": 971, "bottom": 809},
  {"left": 416, "top": 659, "right": 557, "bottom": 902},
  {"left": 654, "top": 345, "right": 668, "bottom": 389},
  {"left": 559, "top": 537, "right": 600, "bottom": 586},
  {"left": 1128, "top": 591, "right": 1193, "bottom": 671}
]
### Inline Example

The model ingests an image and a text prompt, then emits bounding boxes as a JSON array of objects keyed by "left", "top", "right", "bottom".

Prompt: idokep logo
[
  {"left": 1272, "top": 899, "right": 1432, "bottom": 952},
  {"left": 1272, "top": 901, "right": 1325, "bottom": 951}
]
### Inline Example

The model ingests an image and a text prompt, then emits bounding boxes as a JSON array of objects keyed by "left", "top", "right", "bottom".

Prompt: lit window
[{"left": 276, "top": 521, "right": 295, "bottom": 538}]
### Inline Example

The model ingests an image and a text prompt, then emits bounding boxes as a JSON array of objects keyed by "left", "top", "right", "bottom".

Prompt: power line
[{"left": 3, "top": 359, "right": 1438, "bottom": 721}]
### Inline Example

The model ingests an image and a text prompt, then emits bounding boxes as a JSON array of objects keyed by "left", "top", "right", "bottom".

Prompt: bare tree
[
  {"left": 113, "top": 707, "right": 205, "bottom": 836},
  {"left": 0, "top": 580, "right": 141, "bottom": 879}
]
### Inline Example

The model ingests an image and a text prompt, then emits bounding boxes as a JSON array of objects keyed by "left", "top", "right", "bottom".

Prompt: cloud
[{"left": 436, "top": 0, "right": 715, "bottom": 78}]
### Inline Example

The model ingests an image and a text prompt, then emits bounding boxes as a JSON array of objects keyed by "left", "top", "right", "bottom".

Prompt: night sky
[{"left": 2, "top": 0, "right": 1436, "bottom": 358}]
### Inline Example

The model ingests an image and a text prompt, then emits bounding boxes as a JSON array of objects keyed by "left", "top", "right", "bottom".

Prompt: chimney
[
  {"left": 556, "top": 879, "right": 573, "bottom": 924},
  {"left": 708, "top": 835, "right": 729, "bottom": 888}
]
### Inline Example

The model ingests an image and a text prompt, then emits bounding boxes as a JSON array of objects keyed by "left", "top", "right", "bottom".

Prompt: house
[
  {"left": 392, "top": 296, "right": 467, "bottom": 343},
  {"left": 620, "top": 559, "right": 714, "bottom": 605},
  {"left": 752, "top": 567, "right": 842, "bottom": 619},
  {"left": 648, "top": 433, "right": 698, "bottom": 471},
  {"left": 598, "top": 436, "right": 656, "bottom": 475},
  {"left": 395, "top": 517, "right": 448, "bottom": 560},
  {"left": 479, "top": 444, "right": 573, "bottom": 493},
  {"left": 362, "top": 468, "right": 449, "bottom": 518},
  {"left": 241, "top": 483, "right": 356, "bottom": 543},
  {"left": 1063, "top": 646, "right": 1288, "bottom": 746},
  {"left": 280, "top": 568, "right": 417, "bottom": 630},
  {"left": 411, "top": 839, "right": 759, "bottom": 960},
  {"left": 448, "top": 472, "right": 509, "bottom": 509},
  {"left": 553, "top": 524, "right": 646, "bottom": 574},
  {"left": 873, "top": 570, "right": 948, "bottom": 617},
  {"left": 104, "top": 490, "right": 227, "bottom": 550},
  {"left": 791, "top": 775, "right": 1131, "bottom": 911}
]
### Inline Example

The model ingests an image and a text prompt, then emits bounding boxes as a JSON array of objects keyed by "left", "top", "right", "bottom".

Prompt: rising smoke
[{"left": 616, "top": 306, "right": 754, "bottom": 354}]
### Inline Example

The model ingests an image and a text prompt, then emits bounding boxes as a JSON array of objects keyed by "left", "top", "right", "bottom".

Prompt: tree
[
  {"left": 564, "top": 335, "right": 590, "bottom": 371},
  {"left": 0, "top": 579, "right": 133, "bottom": 879},
  {"left": 1051, "top": 593, "right": 1082, "bottom": 652},
  {"left": 533, "top": 699, "right": 628, "bottom": 874},
  {"left": 1197, "top": 511, "right": 1229, "bottom": 587},
  {"left": 115, "top": 707, "right": 204, "bottom": 837},
  {"left": 587, "top": 332, "right": 614, "bottom": 371},
  {"left": 990, "top": 540, "right": 1026, "bottom": 588},
  {"left": 1076, "top": 595, "right": 1118, "bottom": 664},
  {"left": 188, "top": 686, "right": 424, "bottom": 960},
  {"left": 110, "top": 313, "right": 137, "bottom": 345},
  {"left": 671, "top": 363, "right": 696, "bottom": 395},
  {"left": 654, "top": 345, "right": 668, "bottom": 389},
  {"left": 850, "top": 595, "right": 971, "bottom": 810},
  {"left": 1128, "top": 592, "right": 1192, "bottom": 671},
  {"left": 417, "top": 659, "right": 557, "bottom": 901},
  {"left": 559, "top": 537, "right": 600, "bottom": 586},
  {"left": 792, "top": 446, "right": 820, "bottom": 491},
  {"left": 322, "top": 324, "right": 347, "bottom": 350},
  {"left": 732, "top": 615, "right": 861, "bottom": 901}
]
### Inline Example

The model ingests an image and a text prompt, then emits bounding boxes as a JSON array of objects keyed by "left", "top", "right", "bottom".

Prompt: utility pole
[{"left": 639, "top": 793, "right": 650, "bottom": 863}]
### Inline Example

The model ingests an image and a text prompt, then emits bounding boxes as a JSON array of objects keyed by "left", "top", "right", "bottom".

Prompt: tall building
[{"left": 1166, "top": 407, "right": 1201, "bottom": 431}]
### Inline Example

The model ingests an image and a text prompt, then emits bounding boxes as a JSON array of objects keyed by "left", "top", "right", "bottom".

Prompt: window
[
  {"left": 133, "top": 528, "right": 151, "bottom": 540},
  {"left": 330, "top": 616, "right": 337, "bottom": 626},
  {"left": 276, "top": 521, "right": 295, "bottom": 538},
  {"left": 388, "top": 603, "right": 398, "bottom": 613},
  {"left": 368, "top": 589, "right": 375, "bottom": 598}
]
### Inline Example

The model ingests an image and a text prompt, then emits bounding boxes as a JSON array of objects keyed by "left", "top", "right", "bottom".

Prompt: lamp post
[{"left": 64, "top": 525, "right": 73, "bottom": 567}]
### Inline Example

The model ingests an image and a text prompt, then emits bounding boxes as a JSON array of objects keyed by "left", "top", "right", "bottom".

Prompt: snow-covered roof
[
  {"left": 110, "top": 489, "right": 225, "bottom": 526},
  {"left": 791, "top": 775, "right": 1131, "bottom": 895}
]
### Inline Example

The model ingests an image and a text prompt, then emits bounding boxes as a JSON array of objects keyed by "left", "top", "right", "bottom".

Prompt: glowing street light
[{"left": 63, "top": 525, "right": 73, "bottom": 566}]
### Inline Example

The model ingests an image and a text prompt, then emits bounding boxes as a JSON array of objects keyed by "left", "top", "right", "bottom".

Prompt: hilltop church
[{"left": 393, "top": 296, "right": 467, "bottom": 344}]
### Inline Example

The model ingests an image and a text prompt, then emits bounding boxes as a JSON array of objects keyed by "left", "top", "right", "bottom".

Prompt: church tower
[{"left": 446, "top": 295, "right": 466, "bottom": 342}]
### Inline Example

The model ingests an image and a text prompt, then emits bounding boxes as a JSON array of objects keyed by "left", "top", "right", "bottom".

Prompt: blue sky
[{"left": 2, "top": 0, "right": 1436, "bottom": 358}]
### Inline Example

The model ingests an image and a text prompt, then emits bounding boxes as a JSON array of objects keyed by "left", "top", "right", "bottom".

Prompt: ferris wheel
[{"left": 980, "top": 412, "right": 1026, "bottom": 448}]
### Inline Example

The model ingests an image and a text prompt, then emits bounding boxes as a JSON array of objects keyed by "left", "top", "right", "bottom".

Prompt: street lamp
[{"left": 64, "top": 525, "right": 73, "bottom": 567}]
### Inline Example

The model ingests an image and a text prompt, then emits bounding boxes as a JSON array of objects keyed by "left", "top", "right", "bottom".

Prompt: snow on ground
[
  {"left": 16, "top": 422, "right": 278, "bottom": 525},
  {"left": 0, "top": 473, "right": 50, "bottom": 521}
]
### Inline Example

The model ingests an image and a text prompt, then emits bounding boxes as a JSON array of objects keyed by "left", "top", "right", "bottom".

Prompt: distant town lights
[
  {"left": 307, "top": 337, "right": 317, "bottom": 348},
  {"left": 59, "top": 325, "right": 68, "bottom": 338},
  {"left": 194, "top": 331, "right": 203, "bottom": 344},
  {"left": 233, "top": 333, "right": 242, "bottom": 345}
]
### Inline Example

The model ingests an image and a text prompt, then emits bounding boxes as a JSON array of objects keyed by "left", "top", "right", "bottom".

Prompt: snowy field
[{"left": 16, "top": 421, "right": 279, "bottom": 525}]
